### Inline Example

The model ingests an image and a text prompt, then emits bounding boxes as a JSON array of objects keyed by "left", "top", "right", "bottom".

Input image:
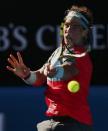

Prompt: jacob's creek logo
[{"left": 0, "top": 23, "right": 107, "bottom": 52}]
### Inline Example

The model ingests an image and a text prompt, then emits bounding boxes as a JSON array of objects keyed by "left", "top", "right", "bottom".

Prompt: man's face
[{"left": 63, "top": 17, "right": 86, "bottom": 46}]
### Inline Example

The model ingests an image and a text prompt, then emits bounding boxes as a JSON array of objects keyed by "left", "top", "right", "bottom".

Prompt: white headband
[{"left": 66, "top": 11, "right": 89, "bottom": 29}]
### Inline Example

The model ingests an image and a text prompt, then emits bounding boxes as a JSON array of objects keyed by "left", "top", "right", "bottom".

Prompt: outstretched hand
[{"left": 6, "top": 52, "right": 30, "bottom": 79}]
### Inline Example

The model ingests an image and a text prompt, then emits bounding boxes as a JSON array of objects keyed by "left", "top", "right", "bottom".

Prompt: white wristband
[{"left": 23, "top": 71, "right": 37, "bottom": 85}]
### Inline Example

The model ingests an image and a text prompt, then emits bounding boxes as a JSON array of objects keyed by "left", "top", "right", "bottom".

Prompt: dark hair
[{"left": 64, "top": 5, "right": 93, "bottom": 27}]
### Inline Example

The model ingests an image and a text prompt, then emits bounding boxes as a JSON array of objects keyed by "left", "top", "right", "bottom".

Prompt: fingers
[
  {"left": 6, "top": 66, "right": 15, "bottom": 73},
  {"left": 7, "top": 53, "right": 20, "bottom": 71},
  {"left": 45, "top": 63, "right": 51, "bottom": 70},
  {"left": 7, "top": 52, "right": 23, "bottom": 67},
  {"left": 9, "top": 54, "right": 19, "bottom": 65},
  {"left": 7, "top": 57, "right": 16, "bottom": 68},
  {"left": 17, "top": 52, "right": 24, "bottom": 64},
  {"left": 6, "top": 52, "right": 29, "bottom": 79}
]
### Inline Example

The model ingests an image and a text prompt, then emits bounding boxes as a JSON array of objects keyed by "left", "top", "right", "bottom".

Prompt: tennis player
[{"left": 7, "top": 4, "right": 93, "bottom": 131}]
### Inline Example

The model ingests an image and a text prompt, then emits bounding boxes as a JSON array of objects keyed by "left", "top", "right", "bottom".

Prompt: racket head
[{"left": 50, "top": 46, "right": 63, "bottom": 66}]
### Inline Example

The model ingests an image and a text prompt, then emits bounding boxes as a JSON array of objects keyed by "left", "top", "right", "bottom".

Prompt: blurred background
[{"left": 0, "top": 0, "right": 108, "bottom": 131}]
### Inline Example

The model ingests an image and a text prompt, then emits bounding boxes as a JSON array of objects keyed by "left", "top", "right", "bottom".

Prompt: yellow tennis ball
[{"left": 67, "top": 80, "right": 80, "bottom": 93}]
